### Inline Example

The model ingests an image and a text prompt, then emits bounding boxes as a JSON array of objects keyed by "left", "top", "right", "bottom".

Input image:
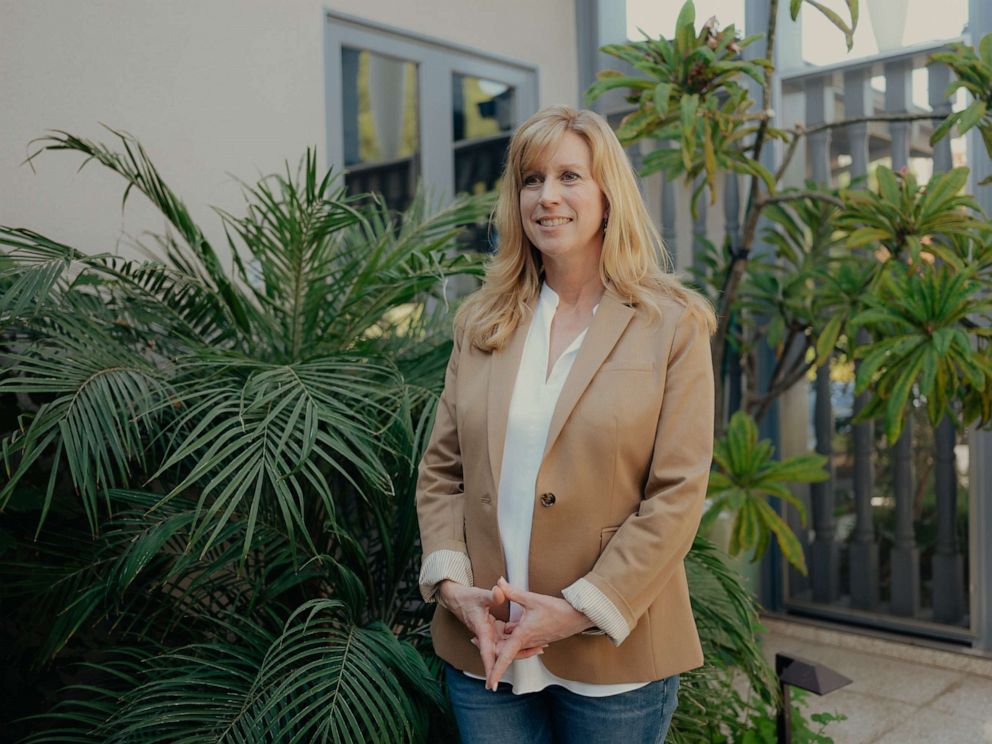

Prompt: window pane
[
  {"left": 452, "top": 74, "right": 514, "bottom": 196},
  {"left": 453, "top": 74, "right": 515, "bottom": 142},
  {"left": 342, "top": 48, "right": 419, "bottom": 212},
  {"left": 453, "top": 74, "right": 515, "bottom": 251}
]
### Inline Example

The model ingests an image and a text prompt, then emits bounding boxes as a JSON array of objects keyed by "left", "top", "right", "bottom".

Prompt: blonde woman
[{"left": 416, "top": 105, "right": 715, "bottom": 742}]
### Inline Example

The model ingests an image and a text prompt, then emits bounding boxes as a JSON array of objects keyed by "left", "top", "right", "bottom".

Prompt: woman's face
[{"left": 519, "top": 131, "right": 608, "bottom": 266}]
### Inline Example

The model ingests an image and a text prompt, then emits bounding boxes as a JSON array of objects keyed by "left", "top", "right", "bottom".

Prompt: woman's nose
[{"left": 538, "top": 180, "right": 561, "bottom": 205}]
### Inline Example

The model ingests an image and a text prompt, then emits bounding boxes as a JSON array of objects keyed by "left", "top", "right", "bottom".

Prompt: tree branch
[
  {"left": 801, "top": 112, "right": 945, "bottom": 137},
  {"left": 773, "top": 113, "right": 947, "bottom": 183},
  {"left": 750, "top": 355, "right": 816, "bottom": 423},
  {"left": 756, "top": 191, "right": 844, "bottom": 209},
  {"left": 714, "top": 0, "right": 779, "bottom": 434},
  {"left": 774, "top": 132, "right": 802, "bottom": 182}
]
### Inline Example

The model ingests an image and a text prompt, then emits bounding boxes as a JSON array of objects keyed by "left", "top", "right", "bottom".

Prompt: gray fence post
[
  {"left": 928, "top": 62, "right": 967, "bottom": 625},
  {"left": 883, "top": 58, "right": 921, "bottom": 618},
  {"left": 806, "top": 74, "right": 841, "bottom": 603},
  {"left": 843, "top": 66, "right": 880, "bottom": 611}
]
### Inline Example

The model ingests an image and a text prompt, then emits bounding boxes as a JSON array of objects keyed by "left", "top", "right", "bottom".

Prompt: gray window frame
[{"left": 324, "top": 11, "right": 539, "bottom": 200}]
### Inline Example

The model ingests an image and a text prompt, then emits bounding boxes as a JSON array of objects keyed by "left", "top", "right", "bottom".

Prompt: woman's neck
[{"left": 543, "top": 258, "right": 605, "bottom": 312}]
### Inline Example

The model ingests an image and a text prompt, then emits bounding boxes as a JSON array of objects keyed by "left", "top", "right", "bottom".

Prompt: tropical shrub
[
  {"left": 0, "top": 130, "right": 485, "bottom": 742},
  {"left": 703, "top": 411, "right": 828, "bottom": 574}
]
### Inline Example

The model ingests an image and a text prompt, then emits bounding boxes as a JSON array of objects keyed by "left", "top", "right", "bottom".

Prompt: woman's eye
[
  {"left": 523, "top": 175, "right": 541, "bottom": 186},
  {"left": 562, "top": 171, "right": 579, "bottom": 182}
]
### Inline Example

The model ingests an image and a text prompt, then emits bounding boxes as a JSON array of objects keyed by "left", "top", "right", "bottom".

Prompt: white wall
[{"left": 0, "top": 0, "right": 577, "bottom": 261}]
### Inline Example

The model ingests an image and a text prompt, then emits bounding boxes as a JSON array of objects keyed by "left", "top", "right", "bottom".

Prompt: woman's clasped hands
[{"left": 438, "top": 576, "right": 595, "bottom": 691}]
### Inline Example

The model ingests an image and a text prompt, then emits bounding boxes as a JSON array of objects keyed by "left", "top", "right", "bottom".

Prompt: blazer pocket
[
  {"left": 601, "top": 360, "right": 655, "bottom": 372},
  {"left": 600, "top": 526, "right": 620, "bottom": 553}
]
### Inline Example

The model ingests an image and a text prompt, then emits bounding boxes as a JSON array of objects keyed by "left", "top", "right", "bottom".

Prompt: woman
[{"left": 416, "top": 105, "right": 715, "bottom": 742}]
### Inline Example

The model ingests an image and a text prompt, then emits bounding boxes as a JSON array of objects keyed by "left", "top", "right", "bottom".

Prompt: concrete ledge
[{"left": 760, "top": 613, "right": 992, "bottom": 680}]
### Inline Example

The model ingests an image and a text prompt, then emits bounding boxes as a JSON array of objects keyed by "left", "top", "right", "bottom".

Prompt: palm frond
[
  {"left": 1, "top": 323, "right": 169, "bottom": 531},
  {"left": 23, "top": 600, "right": 442, "bottom": 744}
]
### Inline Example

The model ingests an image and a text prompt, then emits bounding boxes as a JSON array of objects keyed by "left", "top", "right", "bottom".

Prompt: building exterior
[{"left": 1, "top": 0, "right": 578, "bottom": 266}]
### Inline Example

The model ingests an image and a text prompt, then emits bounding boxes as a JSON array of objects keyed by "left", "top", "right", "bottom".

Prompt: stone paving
[{"left": 757, "top": 615, "right": 992, "bottom": 743}]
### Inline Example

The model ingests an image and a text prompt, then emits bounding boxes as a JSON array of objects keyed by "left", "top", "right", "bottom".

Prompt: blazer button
[{"left": 540, "top": 492, "right": 556, "bottom": 507}]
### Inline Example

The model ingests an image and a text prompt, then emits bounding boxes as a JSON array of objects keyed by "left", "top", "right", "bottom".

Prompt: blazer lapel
[
  {"left": 487, "top": 300, "right": 536, "bottom": 491},
  {"left": 543, "top": 289, "right": 635, "bottom": 457}
]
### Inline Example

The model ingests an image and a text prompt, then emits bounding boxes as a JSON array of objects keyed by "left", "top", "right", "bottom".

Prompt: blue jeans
[{"left": 444, "top": 663, "right": 680, "bottom": 743}]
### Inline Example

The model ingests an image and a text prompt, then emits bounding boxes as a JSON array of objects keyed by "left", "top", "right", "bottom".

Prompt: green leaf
[
  {"left": 680, "top": 94, "right": 700, "bottom": 170},
  {"left": 703, "top": 125, "right": 718, "bottom": 194},
  {"left": 815, "top": 313, "right": 844, "bottom": 365},
  {"left": 845, "top": 227, "right": 890, "bottom": 249},
  {"left": 846, "top": 0, "right": 859, "bottom": 30},
  {"left": 876, "top": 166, "right": 900, "bottom": 203},
  {"left": 805, "top": 0, "right": 855, "bottom": 49},
  {"left": 980, "top": 32, "right": 992, "bottom": 68},
  {"left": 755, "top": 498, "right": 808, "bottom": 573},
  {"left": 930, "top": 111, "right": 963, "bottom": 145},
  {"left": 957, "top": 100, "right": 988, "bottom": 135},
  {"left": 675, "top": 0, "right": 697, "bottom": 52},
  {"left": 654, "top": 82, "right": 672, "bottom": 114},
  {"left": 584, "top": 74, "right": 654, "bottom": 104}
]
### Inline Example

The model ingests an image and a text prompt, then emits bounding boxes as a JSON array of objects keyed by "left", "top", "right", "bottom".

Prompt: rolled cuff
[
  {"left": 562, "top": 577, "right": 631, "bottom": 646},
  {"left": 418, "top": 549, "right": 474, "bottom": 603}
]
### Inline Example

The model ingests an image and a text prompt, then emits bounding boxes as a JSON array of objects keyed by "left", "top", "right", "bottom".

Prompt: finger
[
  {"left": 496, "top": 577, "right": 527, "bottom": 606},
  {"left": 503, "top": 622, "right": 518, "bottom": 634},
  {"left": 477, "top": 627, "right": 497, "bottom": 681},
  {"left": 491, "top": 584, "right": 507, "bottom": 606},
  {"left": 514, "top": 646, "right": 545, "bottom": 660},
  {"left": 487, "top": 635, "right": 524, "bottom": 690}
]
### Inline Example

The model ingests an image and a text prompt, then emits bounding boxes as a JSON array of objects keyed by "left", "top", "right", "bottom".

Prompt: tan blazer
[{"left": 416, "top": 286, "right": 714, "bottom": 684}]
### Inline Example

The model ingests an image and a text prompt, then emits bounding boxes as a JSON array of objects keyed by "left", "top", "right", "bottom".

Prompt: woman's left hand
[{"left": 485, "top": 576, "right": 595, "bottom": 690}]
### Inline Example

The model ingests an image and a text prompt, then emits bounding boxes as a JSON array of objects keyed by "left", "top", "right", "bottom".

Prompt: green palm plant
[
  {"left": 19, "top": 599, "right": 442, "bottom": 744},
  {"left": 2, "top": 130, "right": 483, "bottom": 553},
  {"left": 848, "top": 261, "right": 992, "bottom": 442},
  {"left": 838, "top": 166, "right": 981, "bottom": 265},
  {"left": 702, "top": 411, "right": 829, "bottom": 574},
  {"left": 835, "top": 165, "right": 992, "bottom": 441},
  {"left": 0, "top": 129, "right": 488, "bottom": 741}
]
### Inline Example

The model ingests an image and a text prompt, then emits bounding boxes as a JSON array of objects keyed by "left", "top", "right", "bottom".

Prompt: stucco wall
[{"left": 0, "top": 0, "right": 577, "bottom": 260}]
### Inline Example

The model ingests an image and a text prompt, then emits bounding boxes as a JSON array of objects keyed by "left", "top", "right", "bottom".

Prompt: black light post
[{"left": 775, "top": 652, "right": 852, "bottom": 744}]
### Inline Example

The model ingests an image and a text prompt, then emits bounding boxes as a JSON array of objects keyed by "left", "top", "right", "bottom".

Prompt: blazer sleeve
[
  {"left": 416, "top": 322, "right": 474, "bottom": 602},
  {"left": 563, "top": 305, "right": 714, "bottom": 645}
]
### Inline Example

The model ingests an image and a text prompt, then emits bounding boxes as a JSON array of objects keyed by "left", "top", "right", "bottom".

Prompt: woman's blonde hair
[{"left": 456, "top": 105, "right": 715, "bottom": 351}]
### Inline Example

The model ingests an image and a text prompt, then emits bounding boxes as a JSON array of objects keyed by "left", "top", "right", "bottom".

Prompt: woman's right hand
[{"left": 437, "top": 580, "right": 507, "bottom": 681}]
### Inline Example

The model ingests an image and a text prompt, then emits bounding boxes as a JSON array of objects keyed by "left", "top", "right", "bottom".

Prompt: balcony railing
[{"left": 776, "top": 41, "right": 972, "bottom": 643}]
